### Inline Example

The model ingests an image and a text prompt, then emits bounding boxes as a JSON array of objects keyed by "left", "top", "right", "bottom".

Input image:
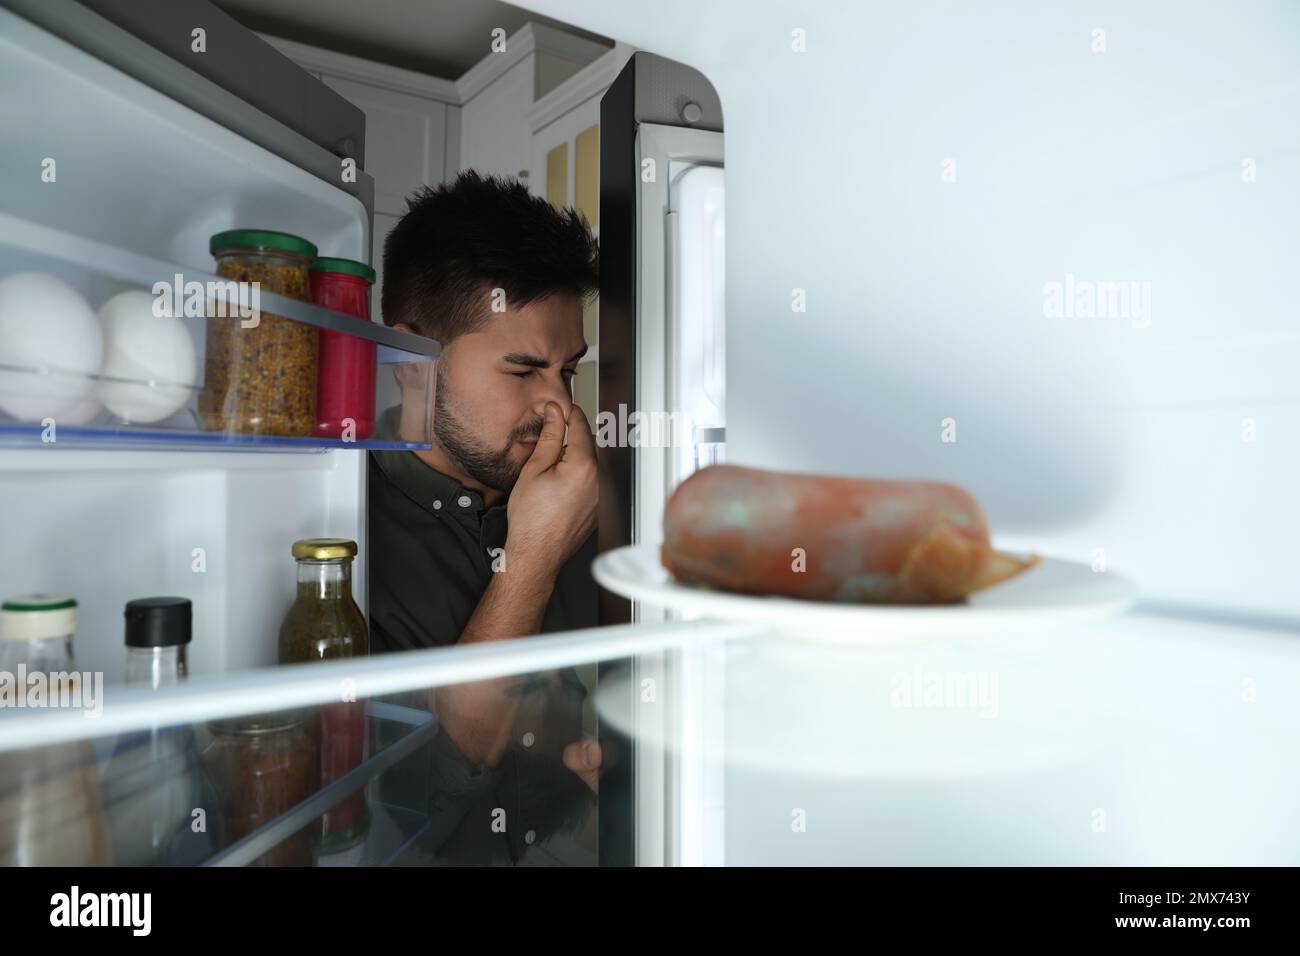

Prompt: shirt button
[
  {"left": 457, "top": 495, "right": 472, "bottom": 508},
  {"left": 522, "top": 732, "right": 535, "bottom": 748},
  {"left": 525, "top": 829, "right": 536, "bottom": 845},
  {"left": 432, "top": 499, "right": 442, "bottom": 510}
]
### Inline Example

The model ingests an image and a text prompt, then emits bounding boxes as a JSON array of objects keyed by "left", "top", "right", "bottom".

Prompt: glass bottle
[
  {"left": 103, "top": 597, "right": 217, "bottom": 865},
  {"left": 279, "top": 538, "right": 370, "bottom": 852},
  {"left": 0, "top": 594, "right": 112, "bottom": 865},
  {"left": 124, "top": 596, "right": 190, "bottom": 687}
]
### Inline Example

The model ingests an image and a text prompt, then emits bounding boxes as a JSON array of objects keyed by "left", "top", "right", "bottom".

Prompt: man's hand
[
  {"left": 505, "top": 401, "right": 597, "bottom": 582},
  {"left": 562, "top": 738, "right": 602, "bottom": 794}
]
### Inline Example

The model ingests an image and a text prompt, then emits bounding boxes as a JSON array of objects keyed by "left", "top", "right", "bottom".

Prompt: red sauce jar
[{"left": 309, "top": 258, "right": 377, "bottom": 440}]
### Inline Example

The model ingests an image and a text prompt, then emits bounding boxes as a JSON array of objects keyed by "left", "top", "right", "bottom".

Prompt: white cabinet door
[
  {"left": 459, "top": 58, "right": 535, "bottom": 184},
  {"left": 530, "top": 93, "right": 600, "bottom": 207},
  {"left": 319, "top": 74, "right": 448, "bottom": 218}
]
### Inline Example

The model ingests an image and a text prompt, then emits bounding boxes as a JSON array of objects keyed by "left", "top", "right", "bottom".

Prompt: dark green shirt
[{"left": 367, "top": 418, "right": 598, "bottom": 866}]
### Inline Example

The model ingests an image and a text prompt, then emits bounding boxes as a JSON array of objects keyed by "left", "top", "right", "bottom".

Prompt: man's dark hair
[{"left": 381, "top": 170, "right": 599, "bottom": 344}]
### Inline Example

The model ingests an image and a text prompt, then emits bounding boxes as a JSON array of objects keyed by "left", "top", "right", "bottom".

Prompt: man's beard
[{"left": 432, "top": 360, "right": 542, "bottom": 493}]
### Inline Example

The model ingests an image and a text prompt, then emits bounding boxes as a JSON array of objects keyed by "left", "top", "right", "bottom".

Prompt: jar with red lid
[{"left": 309, "top": 258, "right": 377, "bottom": 441}]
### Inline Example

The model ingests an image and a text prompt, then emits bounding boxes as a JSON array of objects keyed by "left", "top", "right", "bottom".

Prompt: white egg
[
  {"left": 0, "top": 272, "right": 103, "bottom": 423},
  {"left": 59, "top": 392, "right": 104, "bottom": 426},
  {"left": 96, "top": 290, "right": 198, "bottom": 424}
]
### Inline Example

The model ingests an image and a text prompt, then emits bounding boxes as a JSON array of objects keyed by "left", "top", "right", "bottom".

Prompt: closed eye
[{"left": 511, "top": 368, "right": 579, "bottom": 378}]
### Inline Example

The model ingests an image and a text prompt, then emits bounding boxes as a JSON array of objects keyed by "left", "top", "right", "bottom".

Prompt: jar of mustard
[{"left": 199, "top": 229, "right": 318, "bottom": 437}]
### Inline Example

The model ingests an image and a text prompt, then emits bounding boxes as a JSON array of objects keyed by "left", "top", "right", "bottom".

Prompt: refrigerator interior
[
  {"left": 566, "top": 5, "right": 1300, "bottom": 863},
  {"left": 535, "top": 0, "right": 1300, "bottom": 625},
  {"left": 4, "top": 0, "right": 1294, "bottom": 868}
]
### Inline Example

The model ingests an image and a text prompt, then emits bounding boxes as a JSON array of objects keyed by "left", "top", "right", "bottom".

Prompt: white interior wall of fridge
[
  {"left": 0, "top": 6, "right": 373, "bottom": 684},
  {"left": 537, "top": 0, "right": 1300, "bottom": 623}
]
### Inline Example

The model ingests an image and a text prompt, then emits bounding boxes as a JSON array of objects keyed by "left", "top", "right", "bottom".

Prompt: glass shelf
[{"left": 2, "top": 609, "right": 1299, "bottom": 866}]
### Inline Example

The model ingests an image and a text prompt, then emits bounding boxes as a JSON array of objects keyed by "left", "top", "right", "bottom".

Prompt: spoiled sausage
[{"left": 660, "top": 464, "right": 1037, "bottom": 604}]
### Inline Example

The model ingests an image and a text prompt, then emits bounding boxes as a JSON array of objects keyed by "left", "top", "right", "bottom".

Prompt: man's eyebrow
[{"left": 502, "top": 344, "right": 589, "bottom": 368}]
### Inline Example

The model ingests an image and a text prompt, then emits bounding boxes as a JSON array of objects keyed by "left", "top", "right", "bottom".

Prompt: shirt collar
[{"left": 373, "top": 407, "right": 505, "bottom": 526}]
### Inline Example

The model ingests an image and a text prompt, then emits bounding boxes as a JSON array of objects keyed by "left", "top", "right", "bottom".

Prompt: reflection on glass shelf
[{"left": 315, "top": 802, "right": 431, "bottom": 867}]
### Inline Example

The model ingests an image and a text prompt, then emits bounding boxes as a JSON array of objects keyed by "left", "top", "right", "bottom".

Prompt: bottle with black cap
[
  {"left": 124, "top": 597, "right": 191, "bottom": 688},
  {"left": 103, "top": 596, "right": 212, "bottom": 865}
]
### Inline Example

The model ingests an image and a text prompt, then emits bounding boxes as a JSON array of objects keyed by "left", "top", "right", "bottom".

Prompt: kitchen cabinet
[
  {"left": 537, "top": 106, "right": 600, "bottom": 423},
  {"left": 457, "top": 23, "right": 610, "bottom": 186},
  {"left": 316, "top": 76, "right": 449, "bottom": 219},
  {"left": 521, "top": 45, "right": 634, "bottom": 426}
]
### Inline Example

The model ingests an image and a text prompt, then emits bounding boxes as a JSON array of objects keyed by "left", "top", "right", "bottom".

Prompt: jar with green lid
[
  {"left": 278, "top": 538, "right": 370, "bottom": 852},
  {"left": 199, "top": 229, "right": 319, "bottom": 437},
  {"left": 0, "top": 595, "right": 113, "bottom": 866},
  {"left": 0, "top": 593, "right": 77, "bottom": 675}
]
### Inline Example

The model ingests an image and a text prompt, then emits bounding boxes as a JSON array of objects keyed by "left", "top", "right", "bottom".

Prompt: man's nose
[{"left": 531, "top": 371, "right": 573, "bottom": 419}]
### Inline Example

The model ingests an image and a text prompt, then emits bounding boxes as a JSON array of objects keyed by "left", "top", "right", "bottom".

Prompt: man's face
[{"left": 430, "top": 294, "right": 588, "bottom": 493}]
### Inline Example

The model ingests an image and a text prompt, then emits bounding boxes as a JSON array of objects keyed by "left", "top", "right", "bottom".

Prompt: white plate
[{"left": 592, "top": 544, "right": 1136, "bottom": 642}]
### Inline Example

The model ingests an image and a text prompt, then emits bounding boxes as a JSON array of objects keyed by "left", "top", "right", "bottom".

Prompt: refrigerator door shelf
[
  {"left": 0, "top": 213, "right": 436, "bottom": 359},
  {"left": 203, "top": 701, "right": 436, "bottom": 867},
  {"left": 0, "top": 620, "right": 754, "bottom": 868},
  {"left": 0, "top": 422, "right": 430, "bottom": 454},
  {"left": 0, "top": 698, "right": 436, "bottom": 868},
  {"left": 0, "top": 213, "right": 436, "bottom": 451}
]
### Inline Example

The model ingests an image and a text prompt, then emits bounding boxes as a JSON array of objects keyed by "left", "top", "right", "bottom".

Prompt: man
[{"left": 368, "top": 171, "right": 601, "bottom": 865}]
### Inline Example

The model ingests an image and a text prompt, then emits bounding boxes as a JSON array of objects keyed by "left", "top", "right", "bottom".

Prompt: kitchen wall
[{"left": 523, "top": 0, "right": 1300, "bottom": 620}]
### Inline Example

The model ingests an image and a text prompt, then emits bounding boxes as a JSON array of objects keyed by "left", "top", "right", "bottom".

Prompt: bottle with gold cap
[
  {"left": 279, "top": 538, "right": 367, "bottom": 664},
  {"left": 278, "top": 538, "right": 369, "bottom": 852}
]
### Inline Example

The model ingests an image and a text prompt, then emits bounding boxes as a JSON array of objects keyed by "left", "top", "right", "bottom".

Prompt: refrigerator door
[
  {"left": 0, "top": 617, "right": 752, "bottom": 867},
  {"left": 597, "top": 53, "right": 727, "bottom": 865},
  {"left": 0, "top": 2, "right": 408, "bottom": 684},
  {"left": 667, "top": 163, "right": 727, "bottom": 482}
]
